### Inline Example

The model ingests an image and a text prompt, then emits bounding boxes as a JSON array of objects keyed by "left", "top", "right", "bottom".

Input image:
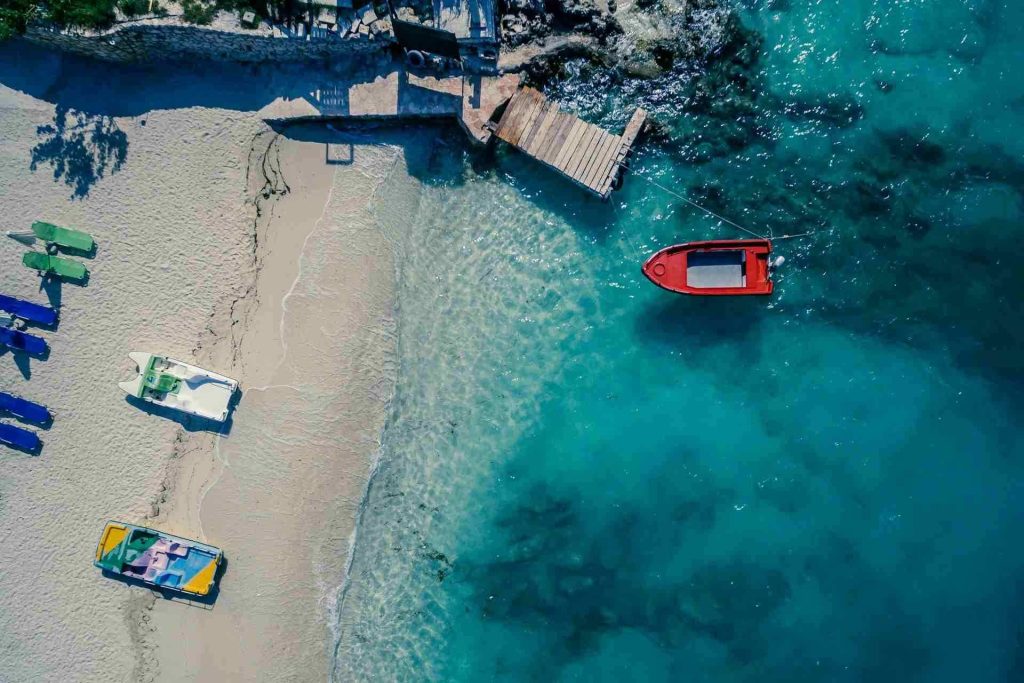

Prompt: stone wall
[{"left": 24, "top": 21, "right": 394, "bottom": 63}]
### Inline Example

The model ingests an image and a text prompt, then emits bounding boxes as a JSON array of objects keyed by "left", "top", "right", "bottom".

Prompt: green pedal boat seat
[
  {"left": 31, "top": 221, "right": 95, "bottom": 252},
  {"left": 22, "top": 252, "right": 88, "bottom": 281}
]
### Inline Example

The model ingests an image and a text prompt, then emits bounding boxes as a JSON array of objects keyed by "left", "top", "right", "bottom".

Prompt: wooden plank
[
  {"left": 497, "top": 98, "right": 530, "bottom": 144},
  {"left": 618, "top": 107, "right": 648, "bottom": 152},
  {"left": 522, "top": 103, "right": 556, "bottom": 156},
  {"left": 514, "top": 91, "right": 547, "bottom": 147},
  {"left": 497, "top": 88, "right": 534, "bottom": 142},
  {"left": 594, "top": 139, "right": 623, "bottom": 190},
  {"left": 569, "top": 125, "right": 602, "bottom": 182},
  {"left": 494, "top": 89, "right": 526, "bottom": 140},
  {"left": 597, "top": 149, "right": 626, "bottom": 197},
  {"left": 507, "top": 90, "right": 542, "bottom": 146},
  {"left": 528, "top": 105, "right": 562, "bottom": 158},
  {"left": 541, "top": 113, "right": 575, "bottom": 165},
  {"left": 566, "top": 125, "right": 600, "bottom": 181},
  {"left": 564, "top": 122, "right": 598, "bottom": 176},
  {"left": 584, "top": 134, "right": 620, "bottom": 190},
  {"left": 553, "top": 119, "right": 586, "bottom": 169},
  {"left": 503, "top": 90, "right": 540, "bottom": 145},
  {"left": 577, "top": 131, "right": 614, "bottom": 185},
  {"left": 515, "top": 99, "right": 546, "bottom": 151}
]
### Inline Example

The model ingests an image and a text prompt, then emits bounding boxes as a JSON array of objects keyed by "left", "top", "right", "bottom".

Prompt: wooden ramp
[{"left": 493, "top": 86, "right": 647, "bottom": 200}]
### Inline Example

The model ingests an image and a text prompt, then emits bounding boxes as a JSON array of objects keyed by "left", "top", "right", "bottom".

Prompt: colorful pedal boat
[
  {"left": 119, "top": 352, "right": 238, "bottom": 422},
  {"left": 32, "top": 221, "right": 95, "bottom": 252},
  {"left": 95, "top": 521, "right": 223, "bottom": 596},
  {"left": 0, "top": 327, "right": 47, "bottom": 356},
  {"left": 0, "top": 294, "right": 58, "bottom": 327},
  {"left": 22, "top": 252, "right": 88, "bottom": 281},
  {"left": 0, "top": 391, "right": 51, "bottom": 425},
  {"left": 642, "top": 239, "right": 774, "bottom": 296},
  {"left": 0, "top": 422, "right": 40, "bottom": 451}
]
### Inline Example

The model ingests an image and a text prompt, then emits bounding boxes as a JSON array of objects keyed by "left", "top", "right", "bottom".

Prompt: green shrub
[
  {"left": 45, "top": 0, "right": 119, "bottom": 30},
  {"left": 118, "top": 0, "right": 149, "bottom": 17},
  {"left": 0, "top": 0, "right": 36, "bottom": 39},
  {"left": 181, "top": 0, "right": 216, "bottom": 24}
]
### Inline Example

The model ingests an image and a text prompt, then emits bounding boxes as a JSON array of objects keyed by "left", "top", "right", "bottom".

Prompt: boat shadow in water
[
  {"left": 124, "top": 389, "right": 242, "bottom": 436},
  {"left": 634, "top": 295, "right": 769, "bottom": 357},
  {"left": 101, "top": 556, "right": 228, "bottom": 609}
]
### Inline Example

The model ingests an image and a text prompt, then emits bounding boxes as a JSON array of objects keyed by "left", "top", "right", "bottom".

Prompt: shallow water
[{"left": 335, "top": 1, "right": 1024, "bottom": 680}]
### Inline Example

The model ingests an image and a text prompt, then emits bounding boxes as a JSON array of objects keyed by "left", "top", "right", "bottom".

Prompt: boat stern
[{"left": 95, "top": 521, "right": 129, "bottom": 570}]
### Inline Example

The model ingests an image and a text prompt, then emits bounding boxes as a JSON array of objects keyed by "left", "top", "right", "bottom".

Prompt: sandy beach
[{"left": 0, "top": 47, "right": 417, "bottom": 681}]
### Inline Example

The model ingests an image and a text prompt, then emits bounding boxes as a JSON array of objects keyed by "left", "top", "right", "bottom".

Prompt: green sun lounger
[
  {"left": 22, "top": 252, "right": 88, "bottom": 281},
  {"left": 31, "top": 221, "right": 94, "bottom": 252}
]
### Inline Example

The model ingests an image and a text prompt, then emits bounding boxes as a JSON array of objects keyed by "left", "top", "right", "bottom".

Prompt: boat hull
[
  {"left": 0, "top": 423, "right": 40, "bottom": 452},
  {"left": 94, "top": 521, "right": 223, "bottom": 596},
  {"left": 642, "top": 239, "right": 774, "bottom": 296},
  {"left": 0, "top": 392, "right": 51, "bottom": 426},
  {"left": 0, "top": 327, "right": 48, "bottom": 356},
  {"left": 0, "top": 294, "right": 58, "bottom": 326},
  {"left": 119, "top": 352, "right": 238, "bottom": 422}
]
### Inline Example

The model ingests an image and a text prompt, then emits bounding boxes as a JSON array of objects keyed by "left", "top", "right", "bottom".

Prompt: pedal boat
[
  {"left": 22, "top": 252, "right": 88, "bottom": 281},
  {"left": 0, "top": 294, "right": 58, "bottom": 327},
  {"left": 95, "top": 521, "right": 223, "bottom": 596},
  {"left": 642, "top": 239, "right": 774, "bottom": 296},
  {"left": 0, "top": 422, "right": 41, "bottom": 452},
  {"left": 119, "top": 352, "right": 238, "bottom": 422},
  {"left": 32, "top": 221, "right": 95, "bottom": 252},
  {"left": 0, "top": 326, "right": 47, "bottom": 356},
  {"left": 0, "top": 391, "right": 51, "bottom": 426}
]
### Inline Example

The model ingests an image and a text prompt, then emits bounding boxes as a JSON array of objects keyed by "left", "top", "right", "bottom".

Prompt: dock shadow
[
  {"left": 123, "top": 389, "right": 241, "bottom": 436},
  {"left": 271, "top": 120, "right": 466, "bottom": 187},
  {"left": 101, "top": 555, "right": 228, "bottom": 609}
]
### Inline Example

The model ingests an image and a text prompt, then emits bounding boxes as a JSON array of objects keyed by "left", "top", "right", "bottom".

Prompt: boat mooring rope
[{"left": 641, "top": 177, "right": 816, "bottom": 242}]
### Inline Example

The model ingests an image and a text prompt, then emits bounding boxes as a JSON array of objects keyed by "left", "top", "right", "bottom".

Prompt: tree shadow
[{"left": 29, "top": 105, "right": 128, "bottom": 199}]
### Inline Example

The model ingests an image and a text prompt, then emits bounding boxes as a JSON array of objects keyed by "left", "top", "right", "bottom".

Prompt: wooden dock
[{"left": 492, "top": 86, "right": 647, "bottom": 200}]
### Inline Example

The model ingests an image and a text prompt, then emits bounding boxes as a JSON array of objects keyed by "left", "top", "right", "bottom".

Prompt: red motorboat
[{"left": 642, "top": 239, "right": 774, "bottom": 296}]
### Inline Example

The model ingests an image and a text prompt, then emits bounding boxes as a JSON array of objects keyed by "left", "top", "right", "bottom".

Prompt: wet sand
[{"left": 141, "top": 130, "right": 417, "bottom": 681}]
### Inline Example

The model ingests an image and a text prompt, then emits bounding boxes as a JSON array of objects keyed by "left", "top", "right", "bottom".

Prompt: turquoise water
[{"left": 335, "top": 1, "right": 1024, "bottom": 680}]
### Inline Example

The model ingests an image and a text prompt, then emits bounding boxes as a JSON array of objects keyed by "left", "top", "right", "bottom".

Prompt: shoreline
[{"left": 139, "top": 125, "right": 421, "bottom": 681}]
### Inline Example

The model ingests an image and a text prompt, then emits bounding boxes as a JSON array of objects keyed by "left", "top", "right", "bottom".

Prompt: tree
[{"left": 0, "top": 0, "right": 37, "bottom": 40}]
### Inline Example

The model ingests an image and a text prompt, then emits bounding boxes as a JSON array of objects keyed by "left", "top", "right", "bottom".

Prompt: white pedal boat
[{"left": 119, "top": 352, "right": 238, "bottom": 422}]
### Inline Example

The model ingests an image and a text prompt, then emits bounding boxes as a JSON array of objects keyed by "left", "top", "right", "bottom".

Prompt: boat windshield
[{"left": 686, "top": 250, "right": 746, "bottom": 288}]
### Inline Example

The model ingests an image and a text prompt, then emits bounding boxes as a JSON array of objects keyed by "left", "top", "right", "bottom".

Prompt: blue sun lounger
[
  {"left": 0, "top": 294, "right": 58, "bottom": 327},
  {"left": 0, "top": 328, "right": 47, "bottom": 356},
  {"left": 0, "top": 392, "right": 51, "bottom": 425},
  {"left": 0, "top": 422, "right": 40, "bottom": 451}
]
